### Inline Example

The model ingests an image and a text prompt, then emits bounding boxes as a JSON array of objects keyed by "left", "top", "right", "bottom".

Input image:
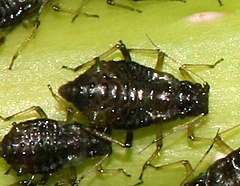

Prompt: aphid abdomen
[
  {"left": 185, "top": 148, "right": 240, "bottom": 186},
  {"left": 0, "top": 0, "right": 43, "bottom": 28},
  {"left": 59, "top": 60, "right": 182, "bottom": 130},
  {"left": 62, "top": 123, "right": 112, "bottom": 158},
  {"left": 1, "top": 119, "right": 69, "bottom": 174}
]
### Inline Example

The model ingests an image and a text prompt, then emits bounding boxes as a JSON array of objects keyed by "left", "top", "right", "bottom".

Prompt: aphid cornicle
[{"left": 0, "top": 107, "right": 130, "bottom": 185}]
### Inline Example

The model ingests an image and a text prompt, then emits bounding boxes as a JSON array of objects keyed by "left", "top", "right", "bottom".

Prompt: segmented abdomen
[
  {"left": 185, "top": 148, "right": 240, "bottom": 186},
  {"left": 0, "top": 0, "right": 43, "bottom": 28},
  {"left": 1, "top": 119, "right": 111, "bottom": 174},
  {"left": 59, "top": 60, "right": 181, "bottom": 130}
]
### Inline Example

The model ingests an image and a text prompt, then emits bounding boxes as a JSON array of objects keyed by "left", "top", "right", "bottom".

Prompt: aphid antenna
[
  {"left": 8, "top": 20, "right": 40, "bottom": 70},
  {"left": 51, "top": 0, "right": 99, "bottom": 23},
  {"left": 85, "top": 128, "right": 130, "bottom": 148},
  {"left": 7, "top": 0, "right": 51, "bottom": 70},
  {"left": 138, "top": 115, "right": 204, "bottom": 154}
]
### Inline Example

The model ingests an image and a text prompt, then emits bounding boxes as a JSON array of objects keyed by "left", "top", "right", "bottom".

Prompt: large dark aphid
[
  {"left": 59, "top": 41, "right": 211, "bottom": 146},
  {"left": 58, "top": 40, "right": 221, "bottom": 184},
  {"left": 0, "top": 118, "right": 112, "bottom": 185}
]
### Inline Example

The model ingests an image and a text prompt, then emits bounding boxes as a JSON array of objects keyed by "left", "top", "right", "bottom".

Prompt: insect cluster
[{"left": 0, "top": 0, "right": 237, "bottom": 186}]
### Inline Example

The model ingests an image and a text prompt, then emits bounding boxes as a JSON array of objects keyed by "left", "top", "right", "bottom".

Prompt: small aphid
[
  {"left": 56, "top": 40, "right": 221, "bottom": 185},
  {"left": 0, "top": 106, "right": 129, "bottom": 185},
  {"left": 183, "top": 124, "right": 240, "bottom": 186}
]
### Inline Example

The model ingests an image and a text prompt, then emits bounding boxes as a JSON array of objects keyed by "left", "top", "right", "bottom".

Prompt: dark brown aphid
[
  {"left": 59, "top": 41, "right": 214, "bottom": 147},
  {"left": 0, "top": 119, "right": 112, "bottom": 185},
  {"left": 1, "top": 119, "right": 111, "bottom": 174},
  {"left": 57, "top": 40, "right": 221, "bottom": 185},
  {"left": 0, "top": 107, "right": 129, "bottom": 185},
  {"left": 184, "top": 148, "right": 240, "bottom": 186},
  {"left": 183, "top": 125, "right": 240, "bottom": 186}
]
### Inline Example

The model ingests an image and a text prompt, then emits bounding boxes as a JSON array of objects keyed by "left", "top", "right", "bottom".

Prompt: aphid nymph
[{"left": 0, "top": 106, "right": 129, "bottom": 185}]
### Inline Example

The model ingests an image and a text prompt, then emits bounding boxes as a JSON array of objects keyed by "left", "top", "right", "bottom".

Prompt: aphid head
[
  {"left": 59, "top": 80, "right": 89, "bottom": 109},
  {"left": 179, "top": 81, "right": 210, "bottom": 118}
]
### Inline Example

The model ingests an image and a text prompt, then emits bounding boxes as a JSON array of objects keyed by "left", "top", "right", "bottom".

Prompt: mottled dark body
[
  {"left": 59, "top": 60, "right": 209, "bottom": 130},
  {"left": 185, "top": 148, "right": 240, "bottom": 186},
  {"left": 1, "top": 119, "right": 111, "bottom": 175},
  {"left": 0, "top": 0, "right": 45, "bottom": 28}
]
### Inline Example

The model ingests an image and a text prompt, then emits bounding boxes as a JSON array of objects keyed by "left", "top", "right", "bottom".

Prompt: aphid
[
  {"left": 0, "top": 0, "right": 97, "bottom": 70},
  {"left": 183, "top": 124, "right": 240, "bottom": 186},
  {"left": 59, "top": 40, "right": 220, "bottom": 146},
  {"left": 0, "top": 106, "right": 130, "bottom": 185},
  {"left": 55, "top": 40, "right": 221, "bottom": 184}
]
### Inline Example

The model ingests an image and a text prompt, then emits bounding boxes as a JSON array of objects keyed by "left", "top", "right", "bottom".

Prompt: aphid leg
[
  {"left": 0, "top": 106, "right": 47, "bottom": 121},
  {"left": 8, "top": 173, "right": 50, "bottom": 186},
  {"left": 125, "top": 130, "right": 133, "bottom": 147},
  {"left": 7, "top": 0, "right": 53, "bottom": 70},
  {"left": 135, "top": 126, "right": 163, "bottom": 185},
  {"left": 0, "top": 32, "right": 6, "bottom": 46},
  {"left": 9, "top": 180, "right": 36, "bottom": 186},
  {"left": 180, "top": 131, "right": 218, "bottom": 185},
  {"left": 78, "top": 153, "right": 130, "bottom": 184},
  {"left": 8, "top": 19, "right": 40, "bottom": 70},
  {"left": 55, "top": 166, "right": 79, "bottom": 186},
  {"left": 51, "top": 0, "right": 99, "bottom": 23},
  {"left": 62, "top": 41, "right": 132, "bottom": 72},
  {"left": 86, "top": 127, "right": 131, "bottom": 148},
  {"left": 135, "top": 115, "right": 206, "bottom": 185},
  {"left": 217, "top": 0, "right": 223, "bottom": 6},
  {"left": 107, "top": 0, "right": 142, "bottom": 13},
  {"left": 178, "top": 58, "right": 223, "bottom": 85},
  {"left": 186, "top": 115, "right": 212, "bottom": 142}
]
